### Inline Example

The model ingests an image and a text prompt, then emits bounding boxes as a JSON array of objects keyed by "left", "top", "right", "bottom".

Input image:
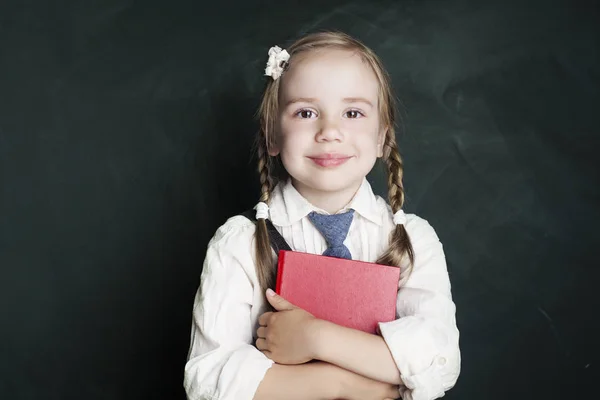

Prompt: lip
[{"left": 307, "top": 153, "right": 353, "bottom": 167}]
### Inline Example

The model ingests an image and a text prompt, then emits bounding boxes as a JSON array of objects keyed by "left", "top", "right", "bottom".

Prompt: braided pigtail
[
  {"left": 254, "top": 140, "right": 277, "bottom": 296},
  {"left": 252, "top": 75, "right": 281, "bottom": 306},
  {"left": 375, "top": 132, "right": 415, "bottom": 278}
]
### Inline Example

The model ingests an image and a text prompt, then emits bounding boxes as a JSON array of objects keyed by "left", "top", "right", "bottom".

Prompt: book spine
[{"left": 274, "top": 250, "right": 286, "bottom": 295}]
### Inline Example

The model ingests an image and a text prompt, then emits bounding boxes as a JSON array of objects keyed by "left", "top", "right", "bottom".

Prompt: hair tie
[
  {"left": 393, "top": 209, "right": 407, "bottom": 225},
  {"left": 254, "top": 202, "right": 270, "bottom": 220},
  {"left": 264, "top": 45, "right": 290, "bottom": 80}
]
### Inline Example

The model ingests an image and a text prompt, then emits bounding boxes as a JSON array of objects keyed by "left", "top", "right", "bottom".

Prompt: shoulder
[
  {"left": 200, "top": 213, "right": 260, "bottom": 286},
  {"left": 207, "top": 214, "right": 257, "bottom": 252},
  {"left": 405, "top": 213, "right": 441, "bottom": 244},
  {"left": 198, "top": 214, "right": 259, "bottom": 305}
]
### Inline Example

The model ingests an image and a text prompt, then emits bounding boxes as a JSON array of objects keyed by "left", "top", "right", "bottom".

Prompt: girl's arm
[
  {"left": 254, "top": 361, "right": 400, "bottom": 400},
  {"left": 253, "top": 361, "right": 340, "bottom": 400},
  {"left": 311, "top": 320, "right": 403, "bottom": 385}
]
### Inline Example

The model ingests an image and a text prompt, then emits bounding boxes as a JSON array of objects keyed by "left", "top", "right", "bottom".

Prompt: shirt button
[{"left": 438, "top": 357, "right": 447, "bottom": 366}]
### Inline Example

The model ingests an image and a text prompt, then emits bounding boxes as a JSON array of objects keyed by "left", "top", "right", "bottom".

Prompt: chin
[{"left": 295, "top": 174, "right": 362, "bottom": 194}]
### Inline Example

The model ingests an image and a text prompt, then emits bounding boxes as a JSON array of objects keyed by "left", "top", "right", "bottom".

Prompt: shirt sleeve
[
  {"left": 377, "top": 216, "right": 461, "bottom": 400},
  {"left": 183, "top": 217, "right": 274, "bottom": 400}
]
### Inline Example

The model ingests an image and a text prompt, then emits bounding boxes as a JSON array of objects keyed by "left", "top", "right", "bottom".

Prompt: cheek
[
  {"left": 351, "top": 122, "right": 381, "bottom": 153},
  {"left": 279, "top": 123, "right": 313, "bottom": 152},
  {"left": 359, "top": 138, "right": 380, "bottom": 158},
  {"left": 279, "top": 134, "right": 300, "bottom": 156}
]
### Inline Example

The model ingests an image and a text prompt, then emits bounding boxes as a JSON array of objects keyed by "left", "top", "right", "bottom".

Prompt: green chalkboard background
[{"left": 1, "top": 0, "right": 598, "bottom": 399}]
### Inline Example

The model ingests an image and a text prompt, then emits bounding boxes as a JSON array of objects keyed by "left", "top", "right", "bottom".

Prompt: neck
[{"left": 291, "top": 179, "right": 362, "bottom": 214}]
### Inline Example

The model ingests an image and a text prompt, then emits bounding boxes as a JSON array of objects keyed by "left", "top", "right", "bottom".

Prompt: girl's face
[{"left": 271, "top": 49, "right": 385, "bottom": 210}]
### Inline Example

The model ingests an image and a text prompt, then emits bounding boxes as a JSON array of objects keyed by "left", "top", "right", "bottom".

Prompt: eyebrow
[
  {"left": 343, "top": 97, "right": 374, "bottom": 108},
  {"left": 284, "top": 97, "right": 317, "bottom": 107},
  {"left": 284, "top": 97, "right": 375, "bottom": 108}
]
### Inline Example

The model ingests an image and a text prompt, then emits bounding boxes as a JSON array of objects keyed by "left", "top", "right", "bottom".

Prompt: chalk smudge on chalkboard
[{"left": 538, "top": 306, "right": 569, "bottom": 357}]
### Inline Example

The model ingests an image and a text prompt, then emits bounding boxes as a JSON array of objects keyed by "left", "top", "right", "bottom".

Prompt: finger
[
  {"left": 255, "top": 338, "right": 268, "bottom": 351},
  {"left": 258, "top": 312, "right": 273, "bottom": 326},
  {"left": 256, "top": 326, "right": 267, "bottom": 339},
  {"left": 266, "top": 288, "right": 296, "bottom": 311}
]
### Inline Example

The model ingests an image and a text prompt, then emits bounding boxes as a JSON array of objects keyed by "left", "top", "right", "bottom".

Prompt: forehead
[{"left": 279, "top": 49, "right": 379, "bottom": 103}]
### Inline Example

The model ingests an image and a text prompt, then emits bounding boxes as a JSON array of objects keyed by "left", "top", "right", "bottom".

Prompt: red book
[{"left": 274, "top": 250, "right": 400, "bottom": 334}]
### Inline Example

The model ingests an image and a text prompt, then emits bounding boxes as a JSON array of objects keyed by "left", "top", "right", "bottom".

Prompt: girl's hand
[{"left": 255, "top": 289, "right": 319, "bottom": 365}]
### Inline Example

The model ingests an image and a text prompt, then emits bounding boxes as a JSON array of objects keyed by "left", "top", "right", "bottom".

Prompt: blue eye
[
  {"left": 296, "top": 109, "right": 316, "bottom": 119},
  {"left": 345, "top": 110, "right": 364, "bottom": 118}
]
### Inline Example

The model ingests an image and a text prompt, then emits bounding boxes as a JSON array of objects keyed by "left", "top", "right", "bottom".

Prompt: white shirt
[{"left": 184, "top": 178, "right": 461, "bottom": 400}]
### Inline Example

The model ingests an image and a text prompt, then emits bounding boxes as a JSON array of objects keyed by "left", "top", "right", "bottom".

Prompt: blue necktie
[{"left": 308, "top": 209, "right": 355, "bottom": 260}]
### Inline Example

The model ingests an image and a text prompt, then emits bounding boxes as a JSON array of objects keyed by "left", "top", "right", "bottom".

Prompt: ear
[
  {"left": 268, "top": 143, "right": 280, "bottom": 157},
  {"left": 267, "top": 128, "right": 281, "bottom": 157}
]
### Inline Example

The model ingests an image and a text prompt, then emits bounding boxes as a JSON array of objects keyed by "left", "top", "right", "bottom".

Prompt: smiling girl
[{"left": 184, "top": 31, "right": 460, "bottom": 400}]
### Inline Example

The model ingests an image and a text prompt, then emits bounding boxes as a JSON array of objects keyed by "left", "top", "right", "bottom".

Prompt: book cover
[{"left": 274, "top": 250, "right": 400, "bottom": 334}]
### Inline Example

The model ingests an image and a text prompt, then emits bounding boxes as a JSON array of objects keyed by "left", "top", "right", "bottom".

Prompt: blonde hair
[{"left": 253, "top": 31, "right": 415, "bottom": 302}]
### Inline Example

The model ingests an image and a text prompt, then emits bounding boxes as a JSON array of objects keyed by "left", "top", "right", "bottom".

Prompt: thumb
[{"left": 266, "top": 288, "right": 296, "bottom": 311}]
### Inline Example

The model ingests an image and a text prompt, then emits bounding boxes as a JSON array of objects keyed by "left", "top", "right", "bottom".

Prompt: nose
[{"left": 315, "top": 117, "right": 343, "bottom": 142}]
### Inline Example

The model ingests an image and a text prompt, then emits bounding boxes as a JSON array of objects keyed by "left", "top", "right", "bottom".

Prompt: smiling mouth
[{"left": 307, "top": 154, "right": 353, "bottom": 167}]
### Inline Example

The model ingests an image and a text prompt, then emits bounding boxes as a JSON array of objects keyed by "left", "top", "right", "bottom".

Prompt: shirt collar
[{"left": 269, "top": 177, "right": 383, "bottom": 227}]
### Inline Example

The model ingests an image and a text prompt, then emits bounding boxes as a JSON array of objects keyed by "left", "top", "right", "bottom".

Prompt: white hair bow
[
  {"left": 254, "top": 202, "right": 270, "bottom": 219},
  {"left": 393, "top": 209, "right": 407, "bottom": 225},
  {"left": 264, "top": 45, "right": 290, "bottom": 80}
]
